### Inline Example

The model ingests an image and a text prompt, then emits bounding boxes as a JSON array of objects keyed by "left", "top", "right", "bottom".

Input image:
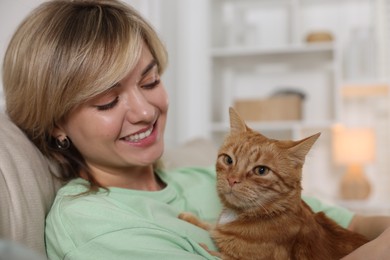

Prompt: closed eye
[
  {"left": 140, "top": 61, "right": 161, "bottom": 90},
  {"left": 142, "top": 79, "right": 160, "bottom": 89},
  {"left": 95, "top": 96, "right": 119, "bottom": 111}
]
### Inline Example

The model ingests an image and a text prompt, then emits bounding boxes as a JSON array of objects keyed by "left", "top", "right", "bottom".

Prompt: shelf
[
  {"left": 213, "top": 0, "right": 288, "bottom": 4},
  {"left": 211, "top": 43, "right": 335, "bottom": 58},
  {"left": 211, "top": 120, "right": 335, "bottom": 132},
  {"left": 341, "top": 82, "right": 390, "bottom": 98}
]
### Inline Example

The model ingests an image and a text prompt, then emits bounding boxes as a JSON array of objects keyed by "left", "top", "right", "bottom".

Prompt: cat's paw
[
  {"left": 199, "top": 243, "right": 222, "bottom": 258},
  {"left": 178, "top": 212, "right": 212, "bottom": 231},
  {"left": 178, "top": 212, "right": 199, "bottom": 224}
]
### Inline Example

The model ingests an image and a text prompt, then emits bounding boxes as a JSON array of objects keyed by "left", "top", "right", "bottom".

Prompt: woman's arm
[
  {"left": 342, "top": 225, "right": 390, "bottom": 260},
  {"left": 304, "top": 197, "right": 390, "bottom": 259},
  {"left": 348, "top": 214, "right": 390, "bottom": 240}
]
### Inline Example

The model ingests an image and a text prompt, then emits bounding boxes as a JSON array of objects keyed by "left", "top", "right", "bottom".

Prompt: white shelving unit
[
  {"left": 209, "top": 0, "right": 349, "bottom": 142},
  {"left": 207, "top": 0, "right": 390, "bottom": 204},
  {"left": 208, "top": 0, "right": 389, "bottom": 136}
]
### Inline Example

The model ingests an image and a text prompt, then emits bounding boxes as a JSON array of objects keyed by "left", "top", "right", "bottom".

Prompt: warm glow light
[
  {"left": 332, "top": 126, "right": 375, "bottom": 165},
  {"left": 332, "top": 125, "right": 375, "bottom": 200}
]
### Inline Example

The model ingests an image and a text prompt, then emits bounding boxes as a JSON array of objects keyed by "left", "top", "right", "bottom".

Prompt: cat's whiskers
[
  {"left": 233, "top": 187, "right": 272, "bottom": 216},
  {"left": 253, "top": 197, "right": 272, "bottom": 216},
  {"left": 255, "top": 202, "right": 270, "bottom": 216}
]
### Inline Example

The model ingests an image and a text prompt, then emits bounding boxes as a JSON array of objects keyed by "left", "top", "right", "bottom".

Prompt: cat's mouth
[
  {"left": 222, "top": 186, "right": 267, "bottom": 210},
  {"left": 222, "top": 189, "right": 245, "bottom": 205}
]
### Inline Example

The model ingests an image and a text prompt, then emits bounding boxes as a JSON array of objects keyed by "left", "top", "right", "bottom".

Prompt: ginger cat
[{"left": 180, "top": 107, "right": 368, "bottom": 260}]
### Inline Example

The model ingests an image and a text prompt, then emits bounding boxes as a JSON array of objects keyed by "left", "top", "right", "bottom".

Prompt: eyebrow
[{"left": 141, "top": 59, "right": 158, "bottom": 77}]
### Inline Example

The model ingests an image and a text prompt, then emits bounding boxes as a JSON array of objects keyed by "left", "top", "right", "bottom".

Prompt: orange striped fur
[{"left": 180, "top": 107, "right": 368, "bottom": 260}]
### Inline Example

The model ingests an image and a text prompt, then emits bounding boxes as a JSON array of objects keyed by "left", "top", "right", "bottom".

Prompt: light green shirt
[{"left": 45, "top": 166, "right": 353, "bottom": 260}]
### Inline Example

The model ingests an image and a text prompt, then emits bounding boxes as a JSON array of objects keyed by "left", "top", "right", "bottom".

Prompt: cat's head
[{"left": 215, "top": 107, "right": 320, "bottom": 215}]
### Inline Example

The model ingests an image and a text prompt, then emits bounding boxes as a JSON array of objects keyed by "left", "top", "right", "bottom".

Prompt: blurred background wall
[{"left": 1, "top": 0, "right": 390, "bottom": 213}]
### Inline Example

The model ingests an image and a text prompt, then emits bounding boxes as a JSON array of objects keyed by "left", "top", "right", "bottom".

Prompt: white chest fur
[{"left": 218, "top": 208, "right": 238, "bottom": 225}]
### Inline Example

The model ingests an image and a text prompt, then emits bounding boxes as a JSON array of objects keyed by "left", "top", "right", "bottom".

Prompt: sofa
[{"left": 0, "top": 112, "right": 217, "bottom": 256}]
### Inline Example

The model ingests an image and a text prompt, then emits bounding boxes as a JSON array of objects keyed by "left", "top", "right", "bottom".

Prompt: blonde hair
[{"left": 3, "top": 0, "right": 167, "bottom": 185}]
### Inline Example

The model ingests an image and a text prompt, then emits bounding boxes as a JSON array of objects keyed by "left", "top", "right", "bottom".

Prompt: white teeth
[{"left": 124, "top": 127, "right": 153, "bottom": 142}]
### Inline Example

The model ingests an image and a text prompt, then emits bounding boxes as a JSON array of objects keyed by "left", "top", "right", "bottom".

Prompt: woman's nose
[{"left": 124, "top": 89, "right": 154, "bottom": 123}]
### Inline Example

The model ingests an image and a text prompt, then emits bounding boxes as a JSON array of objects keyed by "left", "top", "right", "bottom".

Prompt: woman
[{"left": 2, "top": 0, "right": 390, "bottom": 259}]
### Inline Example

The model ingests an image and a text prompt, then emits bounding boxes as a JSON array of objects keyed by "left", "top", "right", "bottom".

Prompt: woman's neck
[{"left": 81, "top": 165, "right": 165, "bottom": 191}]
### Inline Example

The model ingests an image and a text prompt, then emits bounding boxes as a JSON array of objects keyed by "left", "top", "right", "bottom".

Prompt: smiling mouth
[{"left": 122, "top": 125, "right": 154, "bottom": 142}]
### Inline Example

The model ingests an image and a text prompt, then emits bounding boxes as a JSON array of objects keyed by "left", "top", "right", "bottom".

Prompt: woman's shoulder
[
  {"left": 49, "top": 178, "right": 141, "bottom": 219},
  {"left": 45, "top": 180, "right": 177, "bottom": 259},
  {"left": 46, "top": 185, "right": 101, "bottom": 227},
  {"left": 46, "top": 179, "right": 159, "bottom": 246}
]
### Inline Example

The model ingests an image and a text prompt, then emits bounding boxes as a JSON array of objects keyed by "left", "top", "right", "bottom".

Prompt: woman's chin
[{"left": 137, "top": 147, "right": 164, "bottom": 166}]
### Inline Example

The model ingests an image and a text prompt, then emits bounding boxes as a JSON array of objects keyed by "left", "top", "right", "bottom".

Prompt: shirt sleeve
[{"left": 302, "top": 195, "right": 355, "bottom": 228}]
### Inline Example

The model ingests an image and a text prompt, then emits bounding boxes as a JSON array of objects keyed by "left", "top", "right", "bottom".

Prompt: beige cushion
[
  {"left": 162, "top": 137, "right": 218, "bottom": 170},
  {"left": 0, "top": 113, "right": 61, "bottom": 254}
]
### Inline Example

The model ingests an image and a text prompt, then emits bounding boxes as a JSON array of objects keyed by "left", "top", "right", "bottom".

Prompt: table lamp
[{"left": 332, "top": 126, "right": 375, "bottom": 200}]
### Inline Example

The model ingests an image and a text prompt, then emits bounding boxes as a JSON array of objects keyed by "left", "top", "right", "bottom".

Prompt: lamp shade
[{"left": 332, "top": 126, "right": 375, "bottom": 165}]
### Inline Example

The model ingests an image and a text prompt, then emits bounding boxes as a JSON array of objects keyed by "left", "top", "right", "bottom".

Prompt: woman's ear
[{"left": 51, "top": 124, "right": 67, "bottom": 139}]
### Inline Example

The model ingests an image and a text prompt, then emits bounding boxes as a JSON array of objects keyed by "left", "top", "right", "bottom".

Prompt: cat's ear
[
  {"left": 229, "top": 107, "right": 248, "bottom": 134},
  {"left": 289, "top": 132, "right": 321, "bottom": 163}
]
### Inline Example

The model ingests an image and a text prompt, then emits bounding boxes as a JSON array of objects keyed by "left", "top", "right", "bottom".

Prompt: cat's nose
[{"left": 228, "top": 177, "right": 240, "bottom": 187}]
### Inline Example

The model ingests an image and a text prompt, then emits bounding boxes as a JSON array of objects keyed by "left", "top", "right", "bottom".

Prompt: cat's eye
[
  {"left": 223, "top": 155, "right": 233, "bottom": 165},
  {"left": 253, "top": 166, "right": 270, "bottom": 176}
]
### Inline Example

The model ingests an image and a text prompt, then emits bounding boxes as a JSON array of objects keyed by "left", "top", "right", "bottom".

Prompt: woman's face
[{"left": 56, "top": 44, "right": 169, "bottom": 175}]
